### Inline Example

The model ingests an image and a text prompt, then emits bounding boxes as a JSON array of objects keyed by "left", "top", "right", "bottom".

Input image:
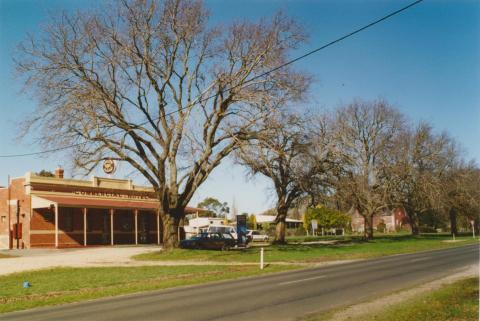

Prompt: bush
[
  {"left": 304, "top": 206, "right": 351, "bottom": 231},
  {"left": 285, "top": 227, "right": 306, "bottom": 237}
]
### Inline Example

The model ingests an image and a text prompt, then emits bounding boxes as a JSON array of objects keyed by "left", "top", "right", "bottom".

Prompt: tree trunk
[
  {"left": 449, "top": 208, "right": 457, "bottom": 236},
  {"left": 161, "top": 211, "right": 181, "bottom": 249},
  {"left": 363, "top": 215, "right": 374, "bottom": 240},
  {"left": 406, "top": 211, "right": 420, "bottom": 236},
  {"left": 274, "top": 207, "right": 288, "bottom": 244}
]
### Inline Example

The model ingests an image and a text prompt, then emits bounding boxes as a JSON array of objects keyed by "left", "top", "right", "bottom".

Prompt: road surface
[{"left": 1, "top": 244, "right": 478, "bottom": 321}]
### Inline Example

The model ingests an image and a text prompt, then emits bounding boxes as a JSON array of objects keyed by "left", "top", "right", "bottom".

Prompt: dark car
[{"left": 179, "top": 232, "right": 236, "bottom": 250}]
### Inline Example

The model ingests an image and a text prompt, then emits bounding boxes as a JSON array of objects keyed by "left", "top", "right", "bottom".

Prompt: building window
[{"left": 1, "top": 216, "right": 5, "bottom": 223}]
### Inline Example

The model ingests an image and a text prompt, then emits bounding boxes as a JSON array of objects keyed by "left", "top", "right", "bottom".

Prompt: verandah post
[
  {"left": 134, "top": 209, "right": 138, "bottom": 245},
  {"left": 83, "top": 208, "right": 87, "bottom": 246},
  {"left": 110, "top": 209, "right": 114, "bottom": 245},
  {"left": 54, "top": 204, "right": 59, "bottom": 248}
]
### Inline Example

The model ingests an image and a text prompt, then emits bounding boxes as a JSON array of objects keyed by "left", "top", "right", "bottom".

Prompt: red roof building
[{"left": 0, "top": 170, "right": 201, "bottom": 249}]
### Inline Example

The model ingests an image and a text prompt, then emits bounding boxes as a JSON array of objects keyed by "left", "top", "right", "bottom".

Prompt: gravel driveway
[{"left": 0, "top": 246, "right": 160, "bottom": 276}]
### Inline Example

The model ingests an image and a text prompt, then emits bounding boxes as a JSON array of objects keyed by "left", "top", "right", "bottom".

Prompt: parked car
[
  {"left": 179, "top": 232, "right": 236, "bottom": 250},
  {"left": 247, "top": 230, "right": 269, "bottom": 242}
]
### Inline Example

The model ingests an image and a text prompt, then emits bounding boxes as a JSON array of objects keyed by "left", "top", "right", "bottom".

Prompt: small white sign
[{"left": 311, "top": 219, "right": 318, "bottom": 230}]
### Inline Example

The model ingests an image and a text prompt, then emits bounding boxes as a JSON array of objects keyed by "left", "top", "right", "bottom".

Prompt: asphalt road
[{"left": 1, "top": 244, "right": 478, "bottom": 321}]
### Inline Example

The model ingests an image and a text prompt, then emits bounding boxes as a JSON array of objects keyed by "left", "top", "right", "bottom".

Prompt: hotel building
[{"left": 0, "top": 169, "right": 200, "bottom": 249}]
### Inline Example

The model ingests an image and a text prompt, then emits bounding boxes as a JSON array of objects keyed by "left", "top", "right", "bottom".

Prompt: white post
[
  {"left": 260, "top": 247, "right": 264, "bottom": 270},
  {"left": 83, "top": 208, "right": 87, "bottom": 247},
  {"left": 134, "top": 209, "right": 138, "bottom": 245},
  {"left": 471, "top": 221, "right": 476, "bottom": 239},
  {"left": 157, "top": 211, "right": 160, "bottom": 245},
  {"left": 110, "top": 209, "right": 114, "bottom": 246},
  {"left": 54, "top": 204, "right": 59, "bottom": 248}
]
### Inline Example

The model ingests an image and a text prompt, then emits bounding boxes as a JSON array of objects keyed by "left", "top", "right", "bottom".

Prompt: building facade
[
  {"left": 0, "top": 169, "right": 200, "bottom": 249},
  {"left": 350, "top": 208, "right": 410, "bottom": 233}
]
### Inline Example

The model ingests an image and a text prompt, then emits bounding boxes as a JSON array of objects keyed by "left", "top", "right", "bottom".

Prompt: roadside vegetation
[
  {"left": 134, "top": 234, "right": 478, "bottom": 263},
  {"left": 310, "top": 277, "right": 479, "bottom": 321},
  {"left": 0, "top": 264, "right": 297, "bottom": 313}
]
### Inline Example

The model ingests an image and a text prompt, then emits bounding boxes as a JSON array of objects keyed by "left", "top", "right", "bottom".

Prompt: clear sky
[{"left": 0, "top": 0, "right": 479, "bottom": 214}]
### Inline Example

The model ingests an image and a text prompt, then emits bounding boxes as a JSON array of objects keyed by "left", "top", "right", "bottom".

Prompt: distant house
[
  {"left": 254, "top": 214, "right": 302, "bottom": 229},
  {"left": 350, "top": 208, "right": 410, "bottom": 233}
]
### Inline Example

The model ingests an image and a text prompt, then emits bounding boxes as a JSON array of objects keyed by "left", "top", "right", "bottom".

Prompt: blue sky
[{"left": 0, "top": 0, "right": 479, "bottom": 214}]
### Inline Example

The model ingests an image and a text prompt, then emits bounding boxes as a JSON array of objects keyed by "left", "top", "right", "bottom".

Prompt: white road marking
[
  {"left": 410, "top": 257, "right": 431, "bottom": 263},
  {"left": 279, "top": 275, "right": 326, "bottom": 285}
]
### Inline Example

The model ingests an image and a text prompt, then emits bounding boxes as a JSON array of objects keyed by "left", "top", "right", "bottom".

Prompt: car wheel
[{"left": 222, "top": 244, "right": 231, "bottom": 251}]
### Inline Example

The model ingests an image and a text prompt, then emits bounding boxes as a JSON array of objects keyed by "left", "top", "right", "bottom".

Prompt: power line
[{"left": 0, "top": 0, "right": 424, "bottom": 158}]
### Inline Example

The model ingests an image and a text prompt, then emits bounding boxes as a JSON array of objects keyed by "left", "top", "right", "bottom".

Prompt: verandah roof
[{"left": 31, "top": 195, "right": 202, "bottom": 213}]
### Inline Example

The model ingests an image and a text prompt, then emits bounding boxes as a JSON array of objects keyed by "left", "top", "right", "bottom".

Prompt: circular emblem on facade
[{"left": 102, "top": 159, "right": 116, "bottom": 175}]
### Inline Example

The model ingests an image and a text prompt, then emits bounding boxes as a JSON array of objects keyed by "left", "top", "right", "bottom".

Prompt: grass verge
[
  {"left": 0, "top": 264, "right": 296, "bottom": 314},
  {"left": 310, "top": 277, "right": 479, "bottom": 321},
  {"left": 134, "top": 234, "right": 479, "bottom": 263}
]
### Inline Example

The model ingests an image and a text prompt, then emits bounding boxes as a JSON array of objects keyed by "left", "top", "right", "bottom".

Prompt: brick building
[
  {"left": 0, "top": 169, "right": 200, "bottom": 249},
  {"left": 350, "top": 208, "right": 410, "bottom": 233}
]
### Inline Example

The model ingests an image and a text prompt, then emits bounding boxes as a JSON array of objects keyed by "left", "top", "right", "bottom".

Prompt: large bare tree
[
  {"left": 390, "top": 123, "right": 456, "bottom": 235},
  {"left": 331, "top": 100, "right": 404, "bottom": 240},
  {"left": 16, "top": 0, "right": 309, "bottom": 247}
]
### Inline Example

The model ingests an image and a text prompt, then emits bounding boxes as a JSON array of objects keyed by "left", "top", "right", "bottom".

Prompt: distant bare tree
[
  {"left": 305, "top": 113, "right": 344, "bottom": 207},
  {"left": 331, "top": 100, "right": 404, "bottom": 240},
  {"left": 16, "top": 0, "right": 309, "bottom": 247},
  {"left": 390, "top": 123, "right": 456, "bottom": 235},
  {"left": 235, "top": 112, "right": 316, "bottom": 243},
  {"left": 441, "top": 161, "right": 480, "bottom": 235}
]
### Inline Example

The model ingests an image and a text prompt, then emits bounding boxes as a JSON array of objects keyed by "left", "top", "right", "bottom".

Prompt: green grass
[
  {"left": 285, "top": 231, "right": 413, "bottom": 243},
  {"left": 0, "top": 264, "right": 297, "bottom": 313},
  {"left": 312, "top": 277, "right": 479, "bottom": 321},
  {"left": 134, "top": 234, "right": 479, "bottom": 263}
]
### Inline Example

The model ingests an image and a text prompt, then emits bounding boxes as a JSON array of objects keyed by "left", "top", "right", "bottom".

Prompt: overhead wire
[{"left": 0, "top": 0, "right": 424, "bottom": 158}]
